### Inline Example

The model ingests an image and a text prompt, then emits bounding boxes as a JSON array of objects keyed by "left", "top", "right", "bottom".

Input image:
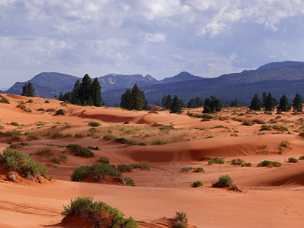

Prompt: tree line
[
  {"left": 58, "top": 74, "right": 102, "bottom": 107},
  {"left": 249, "top": 92, "right": 302, "bottom": 112},
  {"left": 161, "top": 95, "right": 222, "bottom": 114},
  {"left": 20, "top": 80, "right": 303, "bottom": 114}
]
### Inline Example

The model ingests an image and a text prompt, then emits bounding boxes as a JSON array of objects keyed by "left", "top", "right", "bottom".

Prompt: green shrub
[
  {"left": 117, "top": 164, "right": 133, "bottom": 173},
  {"left": 288, "top": 157, "right": 298, "bottom": 163},
  {"left": 0, "top": 148, "right": 47, "bottom": 177},
  {"left": 129, "top": 163, "right": 151, "bottom": 171},
  {"left": 173, "top": 211, "right": 188, "bottom": 228},
  {"left": 212, "top": 175, "right": 233, "bottom": 188},
  {"left": 63, "top": 197, "right": 138, "bottom": 228},
  {"left": 230, "top": 159, "right": 245, "bottom": 166},
  {"left": 71, "top": 163, "right": 121, "bottom": 182},
  {"left": 97, "top": 156, "right": 110, "bottom": 164},
  {"left": 230, "top": 159, "right": 251, "bottom": 167},
  {"left": 117, "top": 163, "right": 151, "bottom": 173},
  {"left": 67, "top": 144, "right": 94, "bottom": 158},
  {"left": 241, "top": 162, "right": 252, "bottom": 167},
  {"left": 191, "top": 180, "right": 203, "bottom": 188},
  {"left": 208, "top": 158, "right": 225, "bottom": 165},
  {"left": 257, "top": 160, "right": 282, "bottom": 168},
  {"left": 88, "top": 121, "right": 101, "bottom": 127},
  {"left": 55, "top": 109, "right": 65, "bottom": 116}
]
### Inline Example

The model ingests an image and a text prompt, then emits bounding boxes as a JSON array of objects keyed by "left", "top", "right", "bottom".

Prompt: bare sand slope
[
  {"left": 0, "top": 181, "right": 303, "bottom": 228},
  {"left": 119, "top": 134, "right": 304, "bottom": 162}
]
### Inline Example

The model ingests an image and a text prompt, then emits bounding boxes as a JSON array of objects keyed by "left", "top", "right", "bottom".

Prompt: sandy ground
[{"left": 0, "top": 93, "right": 303, "bottom": 227}]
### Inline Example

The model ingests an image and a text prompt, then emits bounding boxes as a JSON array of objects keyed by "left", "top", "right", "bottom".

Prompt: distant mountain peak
[
  {"left": 144, "top": 74, "right": 157, "bottom": 81},
  {"left": 161, "top": 71, "right": 201, "bottom": 83},
  {"left": 257, "top": 61, "right": 304, "bottom": 71}
]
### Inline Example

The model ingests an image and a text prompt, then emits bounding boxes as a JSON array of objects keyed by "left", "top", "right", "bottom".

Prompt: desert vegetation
[
  {"left": 62, "top": 197, "right": 137, "bottom": 227},
  {"left": 0, "top": 148, "right": 47, "bottom": 181}
]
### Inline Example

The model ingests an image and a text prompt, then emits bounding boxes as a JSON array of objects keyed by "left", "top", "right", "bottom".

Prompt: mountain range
[{"left": 7, "top": 61, "right": 304, "bottom": 105}]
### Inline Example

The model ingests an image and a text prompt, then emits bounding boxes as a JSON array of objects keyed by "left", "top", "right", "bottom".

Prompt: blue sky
[{"left": 1, "top": 0, "right": 304, "bottom": 87}]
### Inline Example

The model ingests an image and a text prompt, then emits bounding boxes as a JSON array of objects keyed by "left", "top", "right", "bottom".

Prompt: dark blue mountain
[{"left": 7, "top": 61, "right": 304, "bottom": 105}]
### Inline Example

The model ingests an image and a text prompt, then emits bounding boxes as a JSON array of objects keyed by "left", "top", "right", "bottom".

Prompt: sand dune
[{"left": 0, "top": 94, "right": 304, "bottom": 227}]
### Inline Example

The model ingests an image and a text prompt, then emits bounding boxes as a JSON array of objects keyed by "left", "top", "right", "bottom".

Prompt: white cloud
[
  {"left": 144, "top": 33, "right": 167, "bottom": 43},
  {"left": 1, "top": 0, "right": 304, "bottom": 86}
]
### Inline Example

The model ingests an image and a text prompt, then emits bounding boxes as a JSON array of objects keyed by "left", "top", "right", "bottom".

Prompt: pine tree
[
  {"left": 187, "top": 97, "right": 203, "bottom": 108},
  {"left": 58, "top": 75, "right": 103, "bottom": 107},
  {"left": 91, "top": 78, "right": 102, "bottom": 106},
  {"left": 71, "top": 80, "right": 81, "bottom": 105},
  {"left": 293, "top": 94, "right": 303, "bottom": 112},
  {"left": 80, "top": 74, "right": 93, "bottom": 105},
  {"left": 203, "top": 96, "right": 222, "bottom": 113},
  {"left": 161, "top": 95, "right": 172, "bottom": 109},
  {"left": 249, "top": 94, "right": 262, "bottom": 111},
  {"left": 264, "top": 93, "right": 276, "bottom": 112},
  {"left": 120, "top": 84, "right": 147, "bottom": 110},
  {"left": 131, "top": 84, "right": 146, "bottom": 110},
  {"left": 170, "top": 96, "right": 183, "bottom": 113},
  {"left": 277, "top": 95, "right": 290, "bottom": 112},
  {"left": 230, "top": 99, "right": 239, "bottom": 107},
  {"left": 120, "top": 89, "right": 133, "bottom": 110},
  {"left": 22, "top": 82, "right": 35, "bottom": 97},
  {"left": 262, "top": 92, "right": 267, "bottom": 108}
]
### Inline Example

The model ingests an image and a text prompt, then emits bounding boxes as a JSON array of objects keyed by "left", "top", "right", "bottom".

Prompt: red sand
[{"left": 0, "top": 94, "right": 303, "bottom": 227}]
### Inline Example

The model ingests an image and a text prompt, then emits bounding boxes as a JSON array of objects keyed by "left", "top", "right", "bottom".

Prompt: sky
[{"left": 1, "top": 0, "right": 304, "bottom": 88}]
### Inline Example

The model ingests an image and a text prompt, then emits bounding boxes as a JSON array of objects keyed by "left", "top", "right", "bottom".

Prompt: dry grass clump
[
  {"left": 71, "top": 162, "right": 135, "bottom": 186},
  {"left": 16, "top": 102, "right": 31, "bottom": 112},
  {"left": 257, "top": 160, "right": 282, "bottom": 168},
  {"left": 180, "top": 167, "right": 204, "bottom": 173},
  {"left": 54, "top": 109, "right": 65, "bottom": 116},
  {"left": 35, "top": 148, "right": 67, "bottom": 164},
  {"left": 172, "top": 212, "right": 188, "bottom": 228},
  {"left": 117, "top": 163, "right": 151, "bottom": 173},
  {"left": 287, "top": 157, "right": 298, "bottom": 163},
  {"left": 208, "top": 158, "right": 225, "bottom": 165},
  {"left": 212, "top": 175, "right": 233, "bottom": 188},
  {"left": 260, "top": 125, "right": 272, "bottom": 131},
  {"left": 230, "top": 159, "right": 251, "bottom": 167},
  {"left": 66, "top": 144, "right": 94, "bottom": 158},
  {"left": 88, "top": 121, "right": 101, "bottom": 127},
  {"left": 0, "top": 95, "right": 10, "bottom": 104},
  {"left": 191, "top": 180, "right": 203, "bottom": 188}
]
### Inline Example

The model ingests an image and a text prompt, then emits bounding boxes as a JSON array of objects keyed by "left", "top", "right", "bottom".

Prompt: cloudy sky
[{"left": 1, "top": 0, "right": 304, "bottom": 87}]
